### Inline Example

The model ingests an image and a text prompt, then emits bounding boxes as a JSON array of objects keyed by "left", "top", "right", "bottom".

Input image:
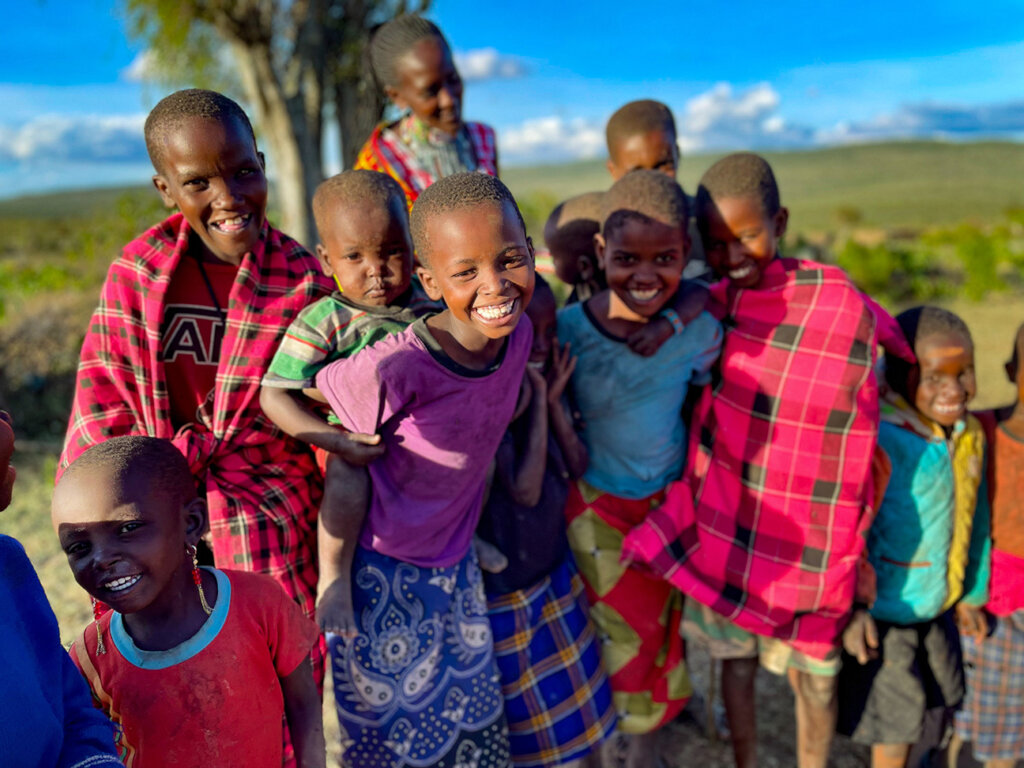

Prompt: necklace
[{"left": 194, "top": 256, "right": 228, "bottom": 358}]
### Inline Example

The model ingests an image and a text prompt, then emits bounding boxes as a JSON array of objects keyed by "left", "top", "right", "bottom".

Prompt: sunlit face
[
  {"left": 52, "top": 467, "right": 205, "bottom": 619},
  {"left": 387, "top": 36, "right": 463, "bottom": 137},
  {"left": 152, "top": 116, "right": 268, "bottom": 266},
  {"left": 526, "top": 287, "right": 557, "bottom": 369},
  {"left": 316, "top": 196, "right": 414, "bottom": 306},
  {"left": 702, "top": 195, "right": 788, "bottom": 289},
  {"left": 607, "top": 129, "right": 679, "bottom": 180},
  {"left": 912, "top": 331, "right": 976, "bottom": 427},
  {"left": 418, "top": 200, "right": 535, "bottom": 347},
  {"left": 596, "top": 215, "right": 687, "bottom": 321}
]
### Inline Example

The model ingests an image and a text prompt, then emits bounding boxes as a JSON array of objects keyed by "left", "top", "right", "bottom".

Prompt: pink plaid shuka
[
  {"left": 60, "top": 213, "right": 332, "bottom": 622},
  {"left": 623, "top": 258, "right": 914, "bottom": 660}
]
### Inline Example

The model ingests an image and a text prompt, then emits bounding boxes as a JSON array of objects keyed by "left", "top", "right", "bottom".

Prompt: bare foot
[{"left": 316, "top": 577, "right": 358, "bottom": 638}]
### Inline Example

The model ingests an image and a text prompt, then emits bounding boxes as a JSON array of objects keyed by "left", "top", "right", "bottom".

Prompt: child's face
[
  {"left": 152, "top": 116, "right": 268, "bottom": 266},
  {"left": 912, "top": 331, "right": 976, "bottom": 427},
  {"left": 52, "top": 468, "right": 206, "bottom": 617},
  {"left": 703, "top": 195, "right": 788, "bottom": 289},
  {"left": 316, "top": 197, "right": 414, "bottom": 306},
  {"left": 526, "top": 288, "right": 557, "bottom": 368},
  {"left": 596, "top": 216, "right": 687, "bottom": 320},
  {"left": 548, "top": 229, "right": 598, "bottom": 289},
  {"left": 418, "top": 200, "right": 535, "bottom": 344},
  {"left": 607, "top": 129, "right": 679, "bottom": 181},
  {"left": 387, "top": 36, "right": 463, "bottom": 137}
]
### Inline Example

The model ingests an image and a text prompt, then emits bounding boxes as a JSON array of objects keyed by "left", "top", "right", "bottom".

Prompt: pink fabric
[
  {"left": 623, "top": 258, "right": 914, "bottom": 659},
  {"left": 988, "top": 549, "right": 1024, "bottom": 617}
]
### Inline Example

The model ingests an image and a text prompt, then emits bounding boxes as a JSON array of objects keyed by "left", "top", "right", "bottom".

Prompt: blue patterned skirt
[{"left": 328, "top": 546, "right": 510, "bottom": 768}]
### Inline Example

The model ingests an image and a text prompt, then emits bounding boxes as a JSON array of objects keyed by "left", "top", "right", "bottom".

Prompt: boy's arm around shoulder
[
  {"left": 626, "top": 280, "right": 711, "bottom": 357},
  {"left": 496, "top": 368, "right": 549, "bottom": 508}
]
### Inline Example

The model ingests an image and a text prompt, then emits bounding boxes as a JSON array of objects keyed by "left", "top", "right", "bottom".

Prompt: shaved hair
[
  {"left": 409, "top": 172, "right": 526, "bottom": 263},
  {"left": 885, "top": 306, "right": 973, "bottom": 398},
  {"left": 144, "top": 89, "right": 256, "bottom": 175},
  {"left": 369, "top": 15, "right": 449, "bottom": 90},
  {"left": 606, "top": 99, "right": 677, "bottom": 157},
  {"left": 60, "top": 436, "right": 197, "bottom": 508},
  {"left": 601, "top": 169, "right": 688, "bottom": 238},
  {"left": 544, "top": 192, "right": 602, "bottom": 252},
  {"left": 696, "top": 152, "right": 781, "bottom": 221},
  {"left": 312, "top": 170, "right": 408, "bottom": 243}
]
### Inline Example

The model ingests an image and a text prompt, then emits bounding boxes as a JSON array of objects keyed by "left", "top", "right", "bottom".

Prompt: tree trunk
[{"left": 335, "top": 76, "right": 386, "bottom": 169}]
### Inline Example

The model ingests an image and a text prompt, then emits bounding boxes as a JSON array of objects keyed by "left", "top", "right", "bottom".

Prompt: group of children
[{"left": 14, "top": 23, "right": 1021, "bottom": 768}]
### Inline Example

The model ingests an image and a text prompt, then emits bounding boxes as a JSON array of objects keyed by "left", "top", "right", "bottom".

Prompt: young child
[
  {"left": 312, "top": 172, "right": 534, "bottom": 767},
  {"left": 953, "top": 322, "right": 1024, "bottom": 768},
  {"left": 59, "top": 90, "right": 331, "bottom": 665},
  {"left": 53, "top": 436, "right": 325, "bottom": 768},
  {"left": 558, "top": 169, "right": 722, "bottom": 768},
  {"left": 544, "top": 192, "right": 605, "bottom": 304},
  {"left": 622, "top": 152, "right": 913, "bottom": 768},
  {"left": 355, "top": 15, "right": 498, "bottom": 208},
  {"left": 604, "top": 100, "right": 710, "bottom": 358},
  {"left": 476, "top": 275, "right": 617, "bottom": 767},
  {"left": 260, "top": 169, "right": 437, "bottom": 638},
  {"left": 838, "top": 307, "right": 990, "bottom": 768},
  {"left": 1, "top": 412, "right": 121, "bottom": 768}
]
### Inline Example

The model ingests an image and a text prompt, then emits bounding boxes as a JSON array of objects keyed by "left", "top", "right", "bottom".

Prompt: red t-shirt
[
  {"left": 160, "top": 256, "right": 237, "bottom": 428},
  {"left": 70, "top": 569, "right": 318, "bottom": 768}
]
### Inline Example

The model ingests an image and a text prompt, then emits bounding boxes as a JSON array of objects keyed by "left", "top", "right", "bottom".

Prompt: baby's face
[
  {"left": 317, "top": 197, "right": 414, "bottom": 306},
  {"left": 912, "top": 331, "right": 976, "bottom": 427}
]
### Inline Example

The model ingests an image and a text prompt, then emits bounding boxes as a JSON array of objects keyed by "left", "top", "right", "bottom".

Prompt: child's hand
[
  {"left": 627, "top": 317, "right": 673, "bottom": 357},
  {"left": 473, "top": 535, "right": 508, "bottom": 574},
  {"left": 0, "top": 412, "right": 14, "bottom": 512},
  {"left": 332, "top": 431, "right": 385, "bottom": 466},
  {"left": 955, "top": 603, "right": 989, "bottom": 643},
  {"left": 525, "top": 362, "right": 548, "bottom": 402},
  {"left": 546, "top": 340, "right": 577, "bottom": 405},
  {"left": 316, "top": 576, "right": 359, "bottom": 639},
  {"left": 842, "top": 609, "right": 879, "bottom": 664}
]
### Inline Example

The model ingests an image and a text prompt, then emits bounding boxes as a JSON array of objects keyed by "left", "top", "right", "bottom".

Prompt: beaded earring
[
  {"left": 189, "top": 543, "right": 213, "bottom": 615},
  {"left": 91, "top": 597, "right": 106, "bottom": 655}
]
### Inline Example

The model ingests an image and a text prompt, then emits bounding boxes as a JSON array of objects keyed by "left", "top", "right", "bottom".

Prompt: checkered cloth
[
  {"left": 487, "top": 557, "right": 616, "bottom": 767},
  {"left": 957, "top": 611, "right": 1024, "bottom": 760},
  {"left": 354, "top": 120, "right": 497, "bottom": 207},
  {"left": 623, "top": 258, "right": 914, "bottom": 660},
  {"left": 60, "top": 213, "right": 332, "bottom": 625}
]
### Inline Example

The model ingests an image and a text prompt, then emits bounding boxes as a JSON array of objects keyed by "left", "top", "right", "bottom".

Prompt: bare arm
[
  {"left": 546, "top": 341, "right": 587, "bottom": 479},
  {"left": 259, "top": 386, "right": 382, "bottom": 464},
  {"left": 281, "top": 657, "right": 326, "bottom": 768},
  {"left": 495, "top": 369, "right": 548, "bottom": 508},
  {"left": 626, "top": 280, "right": 711, "bottom": 357}
]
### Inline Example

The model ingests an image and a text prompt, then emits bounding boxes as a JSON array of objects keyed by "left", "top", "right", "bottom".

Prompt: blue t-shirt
[{"left": 557, "top": 301, "right": 722, "bottom": 499}]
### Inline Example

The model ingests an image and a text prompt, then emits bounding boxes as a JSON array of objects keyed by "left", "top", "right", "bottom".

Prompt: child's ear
[
  {"left": 526, "top": 236, "right": 535, "bottom": 263},
  {"left": 152, "top": 175, "right": 177, "bottom": 209},
  {"left": 594, "top": 232, "right": 607, "bottom": 271},
  {"left": 605, "top": 158, "right": 622, "bottom": 181},
  {"left": 416, "top": 265, "right": 444, "bottom": 302},
  {"left": 577, "top": 255, "right": 595, "bottom": 283},
  {"left": 257, "top": 151, "right": 266, "bottom": 170},
  {"left": 773, "top": 206, "right": 790, "bottom": 239},
  {"left": 315, "top": 244, "right": 333, "bottom": 277},
  {"left": 183, "top": 497, "right": 209, "bottom": 543},
  {"left": 1006, "top": 360, "right": 1017, "bottom": 384}
]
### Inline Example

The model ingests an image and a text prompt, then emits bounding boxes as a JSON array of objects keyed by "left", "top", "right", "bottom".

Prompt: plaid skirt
[
  {"left": 487, "top": 556, "right": 617, "bottom": 767},
  {"left": 956, "top": 610, "right": 1024, "bottom": 760},
  {"left": 328, "top": 546, "right": 510, "bottom": 768}
]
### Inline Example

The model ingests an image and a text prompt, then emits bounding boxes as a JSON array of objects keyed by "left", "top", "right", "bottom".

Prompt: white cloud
[
  {"left": 818, "top": 100, "right": 1024, "bottom": 143},
  {"left": 455, "top": 48, "right": 527, "bottom": 82},
  {"left": 0, "top": 114, "right": 148, "bottom": 164},
  {"left": 498, "top": 116, "right": 605, "bottom": 164},
  {"left": 120, "top": 50, "right": 155, "bottom": 83},
  {"left": 675, "top": 82, "right": 813, "bottom": 152}
]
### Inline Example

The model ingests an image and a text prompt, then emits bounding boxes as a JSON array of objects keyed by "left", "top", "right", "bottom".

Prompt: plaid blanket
[
  {"left": 622, "top": 258, "right": 914, "bottom": 660},
  {"left": 60, "top": 213, "right": 332, "bottom": 620},
  {"left": 354, "top": 120, "right": 497, "bottom": 207}
]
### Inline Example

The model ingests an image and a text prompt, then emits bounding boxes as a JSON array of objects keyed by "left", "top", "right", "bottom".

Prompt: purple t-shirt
[{"left": 316, "top": 316, "right": 532, "bottom": 567}]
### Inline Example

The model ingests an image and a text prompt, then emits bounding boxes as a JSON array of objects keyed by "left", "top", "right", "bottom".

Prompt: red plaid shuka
[
  {"left": 354, "top": 120, "right": 498, "bottom": 207},
  {"left": 60, "top": 213, "right": 332, "bottom": 620},
  {"left": 623, "top": 258, "right": 914, "bottom": 660}
]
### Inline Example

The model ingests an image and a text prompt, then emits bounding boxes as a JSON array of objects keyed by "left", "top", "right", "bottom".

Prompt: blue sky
[{"left": 3, "top": 0, "right": 1024, "bottom": 197}]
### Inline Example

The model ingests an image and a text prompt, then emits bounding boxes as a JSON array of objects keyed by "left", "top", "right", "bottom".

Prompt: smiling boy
[
  {"left": 311, "top": 172, "right": 533, "bottom": 767},
  {"left": 60, "top": 90, "right": 331, "bottom": 674}
]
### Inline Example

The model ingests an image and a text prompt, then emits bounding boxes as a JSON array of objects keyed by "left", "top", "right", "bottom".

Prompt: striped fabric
[
  {"left": 60, "top": 213, "right": 332, "bottom": 635},
  {"left": 354, "top": 120, "right": 498, "bottom": 208},
  {"left": 487, "top": 557, "right": 616, "bottom": 767},
  {"left": 957, "top": 611, "right": 1024, "bottom": 760},
  {"left": 623, "top": 258, "right": 914, "bottom": 660}
]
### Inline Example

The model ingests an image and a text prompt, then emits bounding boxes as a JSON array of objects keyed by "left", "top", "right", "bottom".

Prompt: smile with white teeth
[
  {"left": 932, "top": 402, "right": 964, "bottom": 414},
  {"left": 628, "top": 288, "right": 659, "bottom": 302},
  {"left": 103, "top": 574, "right": 142, "bottom": 592},
  {"left": 729, "top": 264, "right": 755, "bottom": 280},
  {"left": 211, "top": 214, "right": 251, "bottom": 233},
  {"left": 474, "top": 299, "right": 517, "bottom": 320}
]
